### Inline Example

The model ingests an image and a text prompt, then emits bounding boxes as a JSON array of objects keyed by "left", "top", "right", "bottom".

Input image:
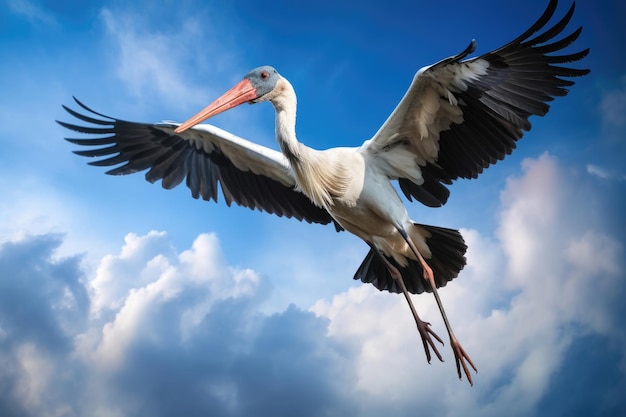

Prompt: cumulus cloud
[
  {"left": 0, "top": 234, "right": 87, "bottom": 417},
  {"left": 0, "top": 231, "right": 356, "bottom": 417},
  {"left": 0, "top": 154, "right": 625, "bottom": 417}
]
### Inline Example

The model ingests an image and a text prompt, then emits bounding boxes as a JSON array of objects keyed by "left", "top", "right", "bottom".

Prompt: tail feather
[{"left": 353, "top": 224, "right": 467, "bottom": 295}]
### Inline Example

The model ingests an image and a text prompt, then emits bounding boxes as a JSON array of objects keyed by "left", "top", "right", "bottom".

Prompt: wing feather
[
  {"left": 58, "top": 97, "right": 333, "bottom": 225},
  {"left": 364, "top": 0, "right": 589, "bottom": 206}
]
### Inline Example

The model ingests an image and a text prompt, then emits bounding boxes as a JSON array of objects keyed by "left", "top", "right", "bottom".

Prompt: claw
[
  {"left": 417, "top": 319, "right": 444, "bottom": 363},
  {"left": 451, "top": 336, "right": 477, "bottom": 385}
]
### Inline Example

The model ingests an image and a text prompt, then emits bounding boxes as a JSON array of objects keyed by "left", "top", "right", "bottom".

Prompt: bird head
[{"left": 175, "top": 66, "right": 280, "bottom": 134}]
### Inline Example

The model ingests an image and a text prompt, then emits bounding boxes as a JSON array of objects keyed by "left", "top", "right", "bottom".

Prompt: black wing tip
[
  {"left": 70, "top": 96, "right": 102, "bottom": 117},
  {"left": 489, "top": 0, "right": 586, "bottom": 57},
  {"left": 60, "top": 97, "right": 117, "bottom": 124},
  {"left": 58, "top": 97, "right": 118, "bottom": 138},
  {"left": 56, "top": 119, "right": 75, "bottom": 130},
  {"left": 430, "top": 39, "right": 478, "bottom": 71},
  {"left": 462, "top": 39, "right": 477, "bottom": 59},
  {"left": 498, "top": 0, "right": 558, "bottom": 48}
]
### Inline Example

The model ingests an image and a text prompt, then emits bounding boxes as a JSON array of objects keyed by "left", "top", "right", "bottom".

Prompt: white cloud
[
  {"left": 7, "top": 0, "right": 57, "bottom": 27},
  {"left": 98, "top": 7, "right": 233, "bottom": 111},
  {"left": 85, "top": 231, "right": 263, "bottom": 368},
  {"left": 586, "top": 164, "right": 611, "bottom": 179},
  {"left": 89, "top": 231, "right": 177, "bottom": 314},
  {"left": 1, "top": 231, "right": 351, "bottom": 416},
  {"left": 586, "top": 164, "right": 626, "bottom": 181}
]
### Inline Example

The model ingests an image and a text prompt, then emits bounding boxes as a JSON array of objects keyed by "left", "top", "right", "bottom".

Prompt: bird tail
[{"left": 353, "top": 224, "right": 467, "bottom": 294}]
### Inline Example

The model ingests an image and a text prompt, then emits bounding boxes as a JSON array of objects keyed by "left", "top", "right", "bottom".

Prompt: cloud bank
[{"left": 0, "top": 154, "right": 624, "bottom": 417}]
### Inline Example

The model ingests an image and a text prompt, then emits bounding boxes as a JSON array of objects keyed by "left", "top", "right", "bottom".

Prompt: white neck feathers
[{"left": 269, "top": 78, "right": 349, "bottom": 209}]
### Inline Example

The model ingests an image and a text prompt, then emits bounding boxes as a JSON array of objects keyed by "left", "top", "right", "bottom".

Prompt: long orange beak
[{"left": 174, "top": 78, "right": 257, "bottom": 134}]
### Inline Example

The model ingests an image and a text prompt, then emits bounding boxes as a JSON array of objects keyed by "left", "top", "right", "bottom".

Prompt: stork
[{"left": 58, "top": 0, "right": 589, "bottom": 385}]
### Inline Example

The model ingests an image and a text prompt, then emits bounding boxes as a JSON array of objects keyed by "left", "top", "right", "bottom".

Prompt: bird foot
[
  {"left": 416, "top": 319, "right": 444, "bottom": 364},
  {"left": 450, "top": 336, "right": 477, "bottom": 386}
]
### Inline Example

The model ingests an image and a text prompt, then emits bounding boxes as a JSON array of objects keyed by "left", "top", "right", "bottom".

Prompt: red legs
[
  {"left": 398, "top": 229, "right": 478, "bottom": 386},
  {"left": 370, "top": 244, "right": 444, "bottom": 364}
]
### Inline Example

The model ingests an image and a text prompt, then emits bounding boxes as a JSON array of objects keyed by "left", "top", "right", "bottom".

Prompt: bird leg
[
  {"left": 369, "top": 244, "right": 444, "bottom": 363},
  {"left": 397, "top": 228, "right": 478, "bottom": 385}
]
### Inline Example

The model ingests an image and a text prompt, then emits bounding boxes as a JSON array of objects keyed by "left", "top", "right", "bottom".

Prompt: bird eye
[{"left": 260, "top": 70, "right": 269, "bottom": 80}]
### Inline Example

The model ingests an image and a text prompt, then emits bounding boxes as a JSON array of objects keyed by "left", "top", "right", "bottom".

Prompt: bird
[{"left": 58, "top": 0, "right": 588, "bottom": 385}]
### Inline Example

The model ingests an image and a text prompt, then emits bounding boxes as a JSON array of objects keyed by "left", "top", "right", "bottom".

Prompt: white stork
[{"left": 58, "top": 0, "right": 589, "bottom": 385}]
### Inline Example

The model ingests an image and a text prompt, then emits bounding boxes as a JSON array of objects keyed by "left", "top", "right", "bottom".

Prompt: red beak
[{"left": 174, "top": 78, "right": 257, "bottom": 134}]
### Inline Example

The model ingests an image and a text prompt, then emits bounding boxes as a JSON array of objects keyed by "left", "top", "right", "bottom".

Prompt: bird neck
[
  {"left": 270, "top": 78, "right": 350, "bottom": 209},
  {"left": 270, "top": 78, "right": 304, "bottom": 164}
]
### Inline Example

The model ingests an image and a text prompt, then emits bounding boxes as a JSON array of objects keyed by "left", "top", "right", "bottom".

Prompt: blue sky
[{"left": 1, "top": 0, "right": 625, "bottom": 415}]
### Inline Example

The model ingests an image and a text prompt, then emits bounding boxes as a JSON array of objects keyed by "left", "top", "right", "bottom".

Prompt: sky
[{"left": 0, "top": 0, "right": 625, "bottom": 416}]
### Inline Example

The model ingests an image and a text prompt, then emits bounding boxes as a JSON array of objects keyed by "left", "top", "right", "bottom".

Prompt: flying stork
[{"left": 58, "top": 0, "right": 589, "bottom": 385}]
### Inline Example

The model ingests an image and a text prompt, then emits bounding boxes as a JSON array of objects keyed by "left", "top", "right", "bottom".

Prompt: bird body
[
  {"left": 267, "top": 75, "right": 440, "bottom": 267},
  {"left": 59, "top": 0, "right": 589, "bottom": 385}
]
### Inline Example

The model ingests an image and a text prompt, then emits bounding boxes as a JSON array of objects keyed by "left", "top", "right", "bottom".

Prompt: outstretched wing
[
  {"left": 58, "top": 98, "right": 334, "bottom": 225},
  {"left": 363, "top": 0, "right": 589, "bottom": 207}
]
